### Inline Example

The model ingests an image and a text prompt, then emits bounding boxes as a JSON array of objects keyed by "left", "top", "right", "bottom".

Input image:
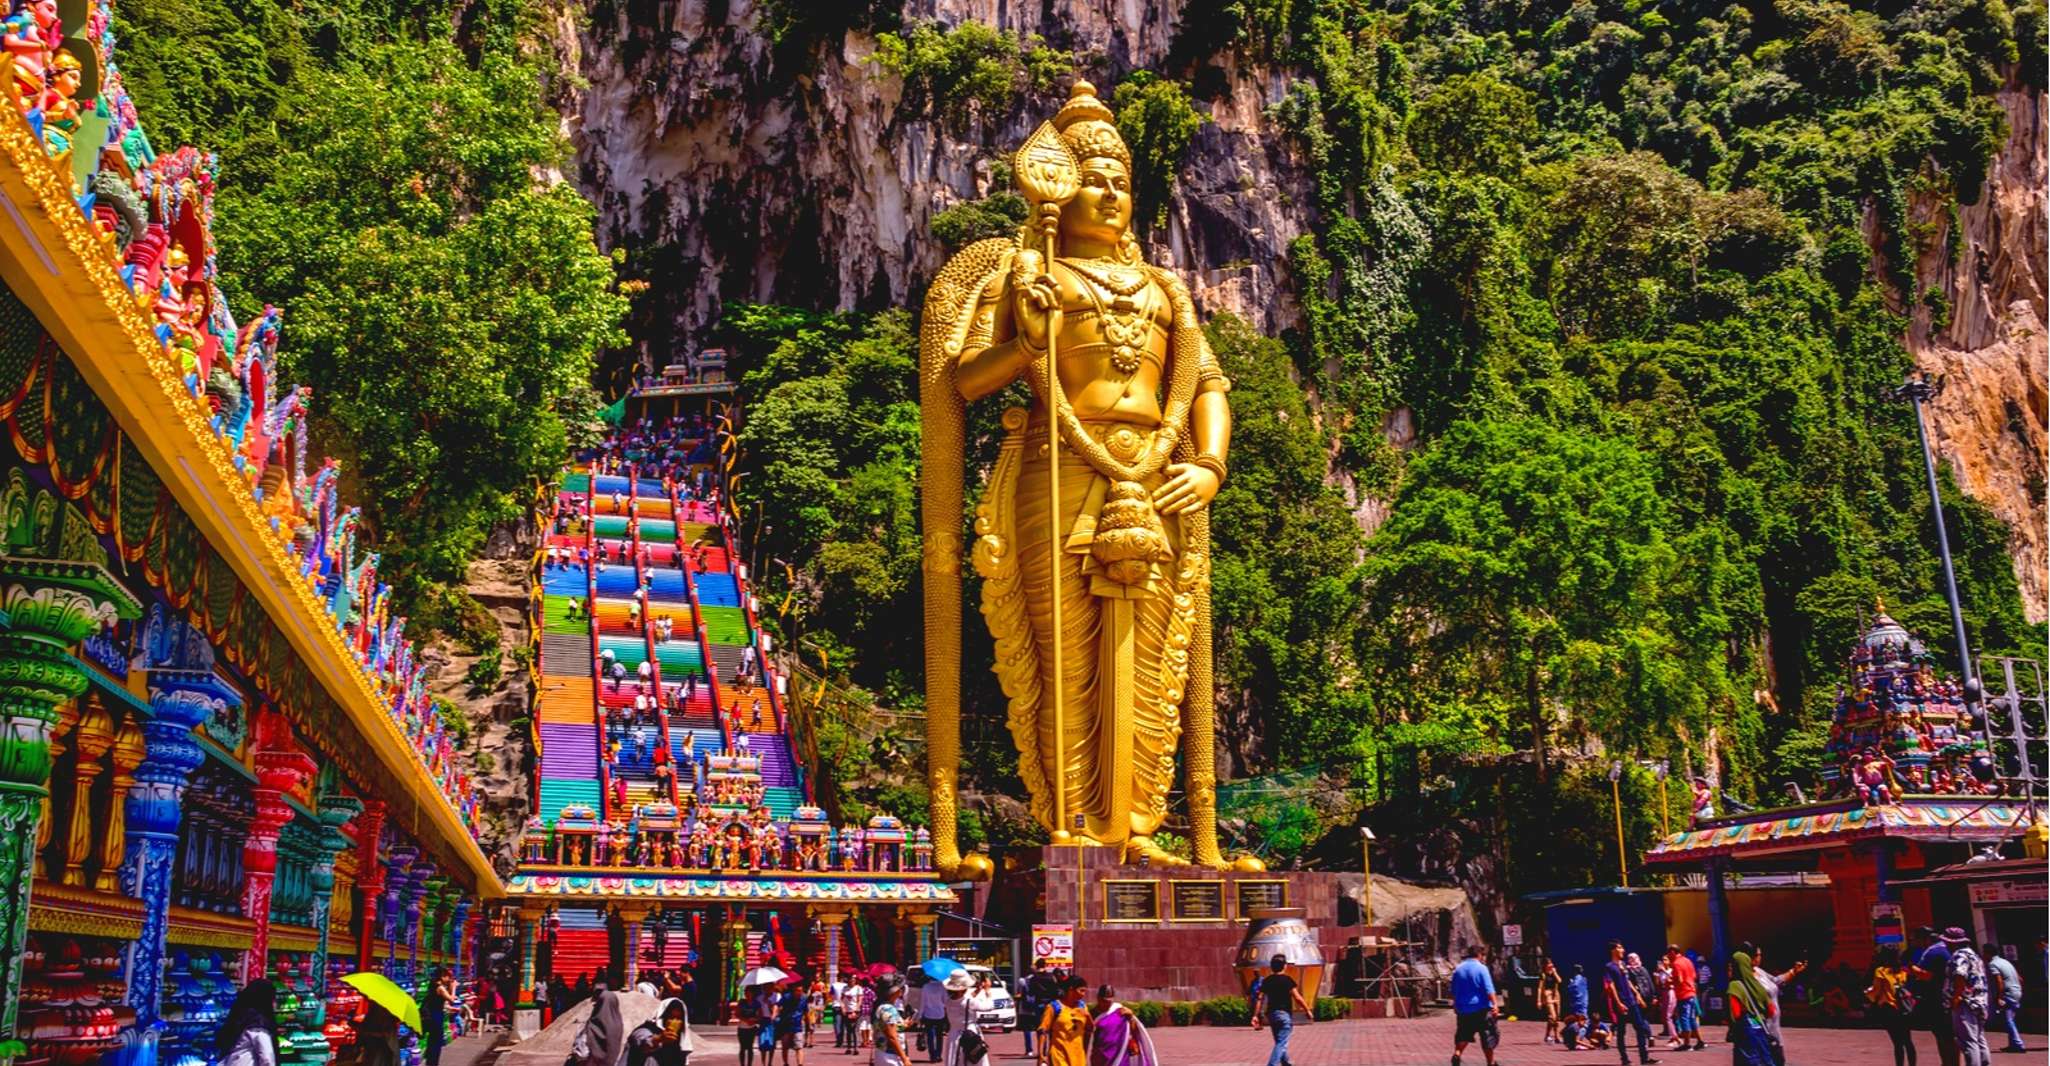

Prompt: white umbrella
[
  {"left": 501, "top": 992, "right": 698, "bottom": 1066},
  {"left": 739, "top": 966, "right": 790, "bottom": 989}
]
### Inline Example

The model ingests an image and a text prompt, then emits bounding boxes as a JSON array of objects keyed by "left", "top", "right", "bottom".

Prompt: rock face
[
  {"left": 1907, "top": 79, "right": 2049, "bottom": 622},
  {"left": 561, "top": 0, "right": 1311, "bottom": 365}
]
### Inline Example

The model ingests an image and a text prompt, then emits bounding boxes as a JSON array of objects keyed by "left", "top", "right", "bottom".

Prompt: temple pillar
[
  {"left": 59, "top": 695, "right": 113, "bottom": 885},
  {"left": 813, "top": 907, "right": 850, "bottom": 988},
  {"left": 1705, "top": 856, "right": 1732, "bottom": 986},
  {"left": 721, "top": 913, "right": 751, "bottom": 1016},
  {"left": 352, "top": 801, "right": 388, "bottom": 969},
  {"left": 308, "top": 795, "right": 362, "bottom": 1024},
  {"left": 518, "top": 906, "right": 542, "bottom": 1001},
  {"left": 95, "top": 719, "right": 142, "bottom": 893},
  {"left": 449, "top": 898, "right": 472, "bottom": 981},
  {"left": 904, "top": 908, "right": 936, "bottom": 963},
  {"left": 381, "top": 844, "right": 417, "bottom": 978},
  {"left": 404, "top": 863, "right": 436, "bottom": 979},
  {"left": 121, "top": 664, "right": 238, "bottom": 1029},
  {"left": 242, "top": 739, "right": 317, "bottom": 981},
  {"left": 619, "top": 904, "right": 651, "bottom": 990},
  {"left": 0, "top": 553, "right": 140, "bottom": 1042}
]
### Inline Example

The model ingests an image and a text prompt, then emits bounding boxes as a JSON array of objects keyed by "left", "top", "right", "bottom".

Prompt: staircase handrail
[{"left": 587, "top": 469, "right": 612, "bottom": 822}]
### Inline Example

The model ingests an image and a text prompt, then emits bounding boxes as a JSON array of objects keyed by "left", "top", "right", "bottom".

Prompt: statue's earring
[{"left": 1119, "top": 229, "right": 1141, "bottom": 265}]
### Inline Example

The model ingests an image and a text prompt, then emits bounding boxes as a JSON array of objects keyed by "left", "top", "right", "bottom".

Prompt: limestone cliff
[
  {"left": 1907, "top": 79, "right": 2049, "bottom": 623},
  {"left": 559, "top": 0, "right": 1308, "bottom": 363}
]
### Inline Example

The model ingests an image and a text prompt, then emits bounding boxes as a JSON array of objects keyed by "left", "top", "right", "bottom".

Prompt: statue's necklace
[{"left": 1060, "top": 259, "right": 1154, "bottom": 376}]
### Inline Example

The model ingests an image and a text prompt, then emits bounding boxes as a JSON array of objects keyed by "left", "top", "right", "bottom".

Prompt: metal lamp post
[
  {"left": 1890, "top": 373, "right": 1982, "bottom": 704},
  {"left": 1609, "top": 761, "right": 1628, "bottom": 886},
  {"left": 1358, "top": 826, "right": 1376, "bottom": 926}
]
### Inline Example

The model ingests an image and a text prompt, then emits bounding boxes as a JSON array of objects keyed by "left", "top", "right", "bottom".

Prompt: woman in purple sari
[{"left": 1086, "top": 987, "right": 1155, "bottom": 1066}]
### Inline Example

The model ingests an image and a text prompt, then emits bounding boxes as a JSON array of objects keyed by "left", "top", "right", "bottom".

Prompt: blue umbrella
[{"left": 921, "top": 957, "right": 965, "bottom": 982}]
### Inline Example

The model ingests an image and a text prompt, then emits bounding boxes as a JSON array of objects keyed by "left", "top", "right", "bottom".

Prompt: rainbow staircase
[
  {"left": 548, "top": 907, "right": 610, "bottom": 983},
  {"left": 530, "top": 450, "right": 810, "bottom": 847}
]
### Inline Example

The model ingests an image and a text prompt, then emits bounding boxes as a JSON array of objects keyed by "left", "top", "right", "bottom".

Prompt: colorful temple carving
[
  {"left": 1646, "top": 608, "right": 2040, "bottom": 975},
  {"left": 0, "top": 2, "right": 500, "bottom": 1064},
  {"left": 511, "top": 425, "right": 951, "bottom": 1014}
]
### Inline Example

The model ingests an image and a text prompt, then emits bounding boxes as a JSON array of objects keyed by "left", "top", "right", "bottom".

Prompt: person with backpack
[{"left": 1868, "top": 944, "right": 1921, "bottom": 1066}]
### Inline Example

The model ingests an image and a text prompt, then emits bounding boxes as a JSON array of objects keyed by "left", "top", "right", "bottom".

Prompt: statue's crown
[{"left": 1053, "top": 80, "right": 1130, "bottom": 168}]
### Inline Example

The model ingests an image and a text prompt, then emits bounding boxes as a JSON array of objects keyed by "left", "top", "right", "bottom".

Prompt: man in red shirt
[{"left": 1664, "top": 944, "right": 1706, "bottom": 1052}]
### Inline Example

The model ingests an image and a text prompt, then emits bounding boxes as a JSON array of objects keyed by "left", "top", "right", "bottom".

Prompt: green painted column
[
  {"left": 0, "top": 548, "right": 140, "bottom": 1045},
  {"left": 308, "top": 794, "right": 363, "bottom": 1024}
]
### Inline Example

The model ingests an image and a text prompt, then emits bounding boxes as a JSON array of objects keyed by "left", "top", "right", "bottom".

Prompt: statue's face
[{"left": 1060, "top": 157, "right": 1131, "bottom": 245}]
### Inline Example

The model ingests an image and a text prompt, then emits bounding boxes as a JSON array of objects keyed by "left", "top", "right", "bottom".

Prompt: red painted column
[
  {"left": 241, "top": 744, "right": 317, "bottom": 981},
  {"left": 353, "top": 799, "right": 389, "bottom": 968}
]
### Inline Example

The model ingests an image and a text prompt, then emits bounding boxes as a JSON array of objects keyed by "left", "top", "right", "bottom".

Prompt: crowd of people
[{"left": 1505, "top": 924, "right": 2033, "bottom": 1066}]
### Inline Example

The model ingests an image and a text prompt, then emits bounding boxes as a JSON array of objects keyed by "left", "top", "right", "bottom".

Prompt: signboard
[
  {"left": 1170, "top": 881, "right": 1227, "bottom": 922},
  {"left": 1235, "top": 879, "right": 1289, "bottom": 916},
  {"left": 1871, "top": 902, "right": 1905, "bottom": 946},
  {"left": 1502, "top": 924, "right": 1523, "bottom": 947},
  {"left": 1103, "top": 880, "right": 1162, "bottom": 923},
  {"left": 1031, "top": 924, "right": 1073, "bottom": 969},
  {"left": 1969, "top": 878, "right": 2049, "bottom": 905}
]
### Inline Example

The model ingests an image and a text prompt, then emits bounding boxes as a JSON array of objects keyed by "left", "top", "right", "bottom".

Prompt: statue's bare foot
[{"left": 1125, "top": 835, "right": 1190, "bottom": 866}]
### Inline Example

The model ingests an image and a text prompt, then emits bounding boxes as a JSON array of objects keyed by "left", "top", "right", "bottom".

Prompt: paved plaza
[{"left": 656, "top": 1017, "right": 1990, "bottom": 1066}]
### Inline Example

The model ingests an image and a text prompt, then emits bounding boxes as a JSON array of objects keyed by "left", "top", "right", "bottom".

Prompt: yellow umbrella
[{"left": 341, "top": 972, "right": 423, "bottom": 1032}]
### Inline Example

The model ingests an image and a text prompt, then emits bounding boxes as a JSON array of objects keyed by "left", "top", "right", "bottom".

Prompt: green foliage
[
  {"left": 1312, "top": 996, "right": 1352, "bottom": 1021},
  {"left": 1193, "top": 996, "right": 1249, "bottom": 1025},
  {"left": 1166, "top": 1001, "right": 1198, "bottom": 1027},
  {"left": 1408, "top": 72, "right": 1537, "bottom": 179},
  {"left": 930, "top": 191, "right": 1028, "bottom": 249},
  {"left": 113, "top": 0, "right": 626, "bottom": 617},
  {"left": 465, "top": 648, "right": 503, "bottom": 691},
  {"left": 1126, "top": 1001, "right": 1165, "bottom": 1027},
  {"left": 873, "top": 22, "right": 1072, "bottom": 124},
  {"left": 1113, "top": 72, "right": 1209, "bottom": 231}
]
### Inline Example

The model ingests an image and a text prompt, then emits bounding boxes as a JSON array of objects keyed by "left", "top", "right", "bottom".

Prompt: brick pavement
[{"left": 672, "top": 1017, "right": 1991, "bottom": 1066}]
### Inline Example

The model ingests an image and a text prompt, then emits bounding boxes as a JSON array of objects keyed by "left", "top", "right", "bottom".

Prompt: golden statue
[{"left": 922, "top": 81, "right": 1247, "bottom": 873}]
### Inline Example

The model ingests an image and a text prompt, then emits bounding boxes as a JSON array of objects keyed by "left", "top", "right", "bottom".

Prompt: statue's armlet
[
  {"left": 1155, "top": 268, "right": 1231, "bottom": 395},
  {"left": 955, "top": 273, "right": 1026, "bottom": 402}
]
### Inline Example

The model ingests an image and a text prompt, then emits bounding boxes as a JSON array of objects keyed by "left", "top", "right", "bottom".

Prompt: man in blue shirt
[
  {"left": 1451, "top": 944, "right": 1501, "bottom": 1066},
  {"left": 1915, "top": 926, "right": 1957, "bottom": 1066},
  {"left": 1604, "top": 940, "right": 1658, "bottom": 1066}
]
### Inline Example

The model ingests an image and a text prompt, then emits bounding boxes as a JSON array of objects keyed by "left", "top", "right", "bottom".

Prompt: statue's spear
[{"left": 1015, "top": 120, "right": 1081, "bottom": 841}]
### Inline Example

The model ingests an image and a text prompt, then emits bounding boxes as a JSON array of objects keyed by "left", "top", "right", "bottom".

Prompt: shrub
[
  {"left": 1127, "top": 1000, "right": 1164, "bottom": 1027},
  {"left": 1312, "top": 996, "right": 1352, "bottom": 1021},
  {"left": 1166, "top": 1001, "right": 1197, "bottom": 1027},
  {"left": 1195, "top": 995, "right": 1249, "bottom": 1025}
]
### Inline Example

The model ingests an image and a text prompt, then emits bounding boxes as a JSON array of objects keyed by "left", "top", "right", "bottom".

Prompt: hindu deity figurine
[
  {"left": 2, "top": 0, "right": 55, "bottom": 104},
  {"left": 522, "top": 816, "right": 547, "bottom": 863},
  {"left": 921, "top": 80, "right": 1240, "bottom": 874},
  {"left": 38, "top": 48, "right": 80, "bottom": 158}
]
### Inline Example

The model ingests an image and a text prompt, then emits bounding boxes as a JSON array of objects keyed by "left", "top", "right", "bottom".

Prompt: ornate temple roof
[
  {"left": 1644, "top": 796, "right": 2032, "bottom": 864},
  {"left": 504, "top": 873, "right": 956, "bottom": 905}
]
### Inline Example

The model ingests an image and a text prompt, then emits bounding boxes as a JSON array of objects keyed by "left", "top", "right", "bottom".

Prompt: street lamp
[
  {"left": 1358, "top": 826, "right": 1376, "bottom": 926},
  {"left": 1889, "top": 372, "right": 1982, "bottom": 707},
  {"left": 1609, "top": 761, "right": 1628, "bottom": 887}
]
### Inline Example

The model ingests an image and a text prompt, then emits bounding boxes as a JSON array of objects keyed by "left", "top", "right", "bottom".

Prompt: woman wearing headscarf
[
  {"left": 216, "top": 980, "right": 280, "bottom": 1066},
  {"left": 626, "top": 998, "right": 695, "bottom": 1066},
  {"left": 1726, "top": 951, "right": 1779, "bottom": 1066},
  {"left": 577, "top": 988, "right": 629, "bottom": 1066}
]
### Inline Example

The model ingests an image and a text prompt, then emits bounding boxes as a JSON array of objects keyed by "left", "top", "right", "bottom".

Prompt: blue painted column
[
  {"left": 122, "top": 666, "right": 239, "bottom": 1029},
  {"left": 449, "top": 898, "right": 471, "bottom": 980},
  {"left": 308, "top": 795, "right": 363, "bottom": 1024}
]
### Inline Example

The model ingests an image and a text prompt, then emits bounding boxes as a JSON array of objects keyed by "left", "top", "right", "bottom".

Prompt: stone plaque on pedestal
[
  {"left": 1235, "top": 879, "right": 1288, "bottom": 915},
  {"left": 1103, "top": 879, "right": 1161, "bottom": 922},
  {"left": 1170, "top": 881, "right": 1226, "bottom": 922}
]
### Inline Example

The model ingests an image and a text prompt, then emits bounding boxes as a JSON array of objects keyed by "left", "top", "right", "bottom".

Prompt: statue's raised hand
[{"left": 1011, "top": 250, "right": 1060, "bottom": 352}]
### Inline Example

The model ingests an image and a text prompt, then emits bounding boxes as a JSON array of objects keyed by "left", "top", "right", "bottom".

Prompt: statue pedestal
[{"left": 972, "top": 846, "right": 1376, "bottom": 1002}]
